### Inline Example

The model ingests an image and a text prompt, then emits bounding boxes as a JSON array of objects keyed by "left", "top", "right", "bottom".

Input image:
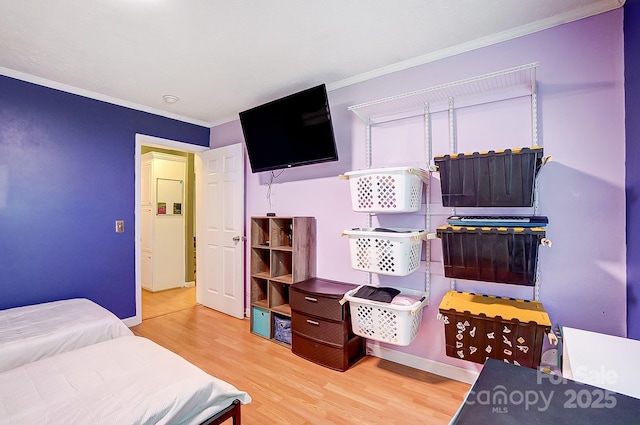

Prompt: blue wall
[
  {"left": 0, "top": 76, "right": 209, "bottom": 318},
  {"left": 625, "top": 0, "right": 640, "bottom": 339}
]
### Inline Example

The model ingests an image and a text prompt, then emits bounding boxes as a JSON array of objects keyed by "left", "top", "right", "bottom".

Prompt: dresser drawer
[
  {"left": 290, "top": 290, "right": 343, "bottom": 321},
  {"left": 291, "top": 311, "right": 346, "bottom": 345},
  {"left": 292, "top": 332, "right": 365, "bottom": 372}
]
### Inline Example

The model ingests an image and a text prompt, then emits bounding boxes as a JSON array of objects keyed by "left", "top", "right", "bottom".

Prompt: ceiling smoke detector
[{"left": 163, "top": 95, "right": 179, "bottom": 104}]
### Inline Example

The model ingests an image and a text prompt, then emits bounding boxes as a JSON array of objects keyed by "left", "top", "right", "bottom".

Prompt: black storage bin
[
  {"left": 436, "top": 225, "right": 546, "bottom": 286},
  {"left": 434, "top": 147, "right": 544, "bottom": 207}
]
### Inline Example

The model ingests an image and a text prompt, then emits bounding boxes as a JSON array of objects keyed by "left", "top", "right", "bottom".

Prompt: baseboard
[
  {"left": 122, "top": 316, "right": 141, "bottom": 327},
  {"left": 367, "top": 344, "right": 479, "bottom": 384},
  {"left": 184, "top": 281, "right": 195, "bottom": 288}
]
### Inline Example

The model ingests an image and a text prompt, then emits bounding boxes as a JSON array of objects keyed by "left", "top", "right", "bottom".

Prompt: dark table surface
[{"left": 451, "top": 358, "right": 640, "bottom": 425}]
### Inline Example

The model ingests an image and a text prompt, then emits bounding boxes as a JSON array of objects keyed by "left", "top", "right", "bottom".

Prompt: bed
[
  {"left": 0, "top": 298, "right": 133, "bottom": 373},
  {"left": 0, "top": 335, "right": 251, "bottom": 425}
]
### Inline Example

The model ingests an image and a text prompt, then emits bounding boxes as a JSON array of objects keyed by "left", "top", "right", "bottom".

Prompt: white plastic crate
[
  {"left": 342, "top": 286, "right": 428, "bottom": 346},
  {"left": 343, "top": 167, "right": 428, "bottom": 213},
  {"left": 342, "top": 228, "right": 426, "bottom": 276}
]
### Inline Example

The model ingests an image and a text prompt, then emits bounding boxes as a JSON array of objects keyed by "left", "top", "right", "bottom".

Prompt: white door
[{"left": 195, "top": 143, "right": 245, "bottom": 319}]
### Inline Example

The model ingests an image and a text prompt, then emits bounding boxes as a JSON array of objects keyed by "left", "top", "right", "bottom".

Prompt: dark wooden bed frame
[{"left": 200, "top": 399, "right": 242, "bottom": 425}]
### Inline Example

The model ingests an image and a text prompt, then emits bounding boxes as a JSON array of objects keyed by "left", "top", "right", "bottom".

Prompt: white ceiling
[{"left": 0, "top": 0, "right": 624, "bottom": 127}]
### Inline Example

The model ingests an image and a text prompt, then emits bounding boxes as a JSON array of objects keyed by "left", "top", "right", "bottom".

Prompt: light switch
[{"left": 115, "top": 220, "right": 124, "bottom": 233}]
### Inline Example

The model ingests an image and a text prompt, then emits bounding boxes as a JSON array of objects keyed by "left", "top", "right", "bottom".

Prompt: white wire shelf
[{"left": 348, "top": 62, "right": 538, "bottom": 124}]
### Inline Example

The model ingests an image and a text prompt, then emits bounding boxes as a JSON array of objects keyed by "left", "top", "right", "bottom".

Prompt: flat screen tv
[{"left": 239, "top": 84, "right": 338, "bottom": 173}]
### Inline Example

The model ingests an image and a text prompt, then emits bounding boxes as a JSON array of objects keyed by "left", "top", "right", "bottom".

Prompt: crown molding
[
  {"left": 0, "top": 66, "right": 213, "bottom": 128},
  {"left": 328, "top": 0, "right": 625, "bottom": 91},
  {"left": 0, "top": 0, "right": 624, "bottom": 128}
]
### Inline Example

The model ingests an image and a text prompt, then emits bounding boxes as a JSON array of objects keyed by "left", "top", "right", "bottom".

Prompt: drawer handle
[
  {"left": 306, "top": 319, "right": 320, "bottom": 326},
  {"left": 304, "top": 296, "right": 318, "bottom": 303}
]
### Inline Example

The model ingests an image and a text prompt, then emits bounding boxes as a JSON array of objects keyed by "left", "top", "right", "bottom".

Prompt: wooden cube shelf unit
[{"left": 250, "top": 216, "right": 316, "bottom": 344}]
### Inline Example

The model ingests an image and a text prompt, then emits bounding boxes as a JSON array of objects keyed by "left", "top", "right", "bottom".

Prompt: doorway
[
  {"left": 133, "top": 134, "right": 208, "bottom": 325},
  {"left": 132, "top": 135, "right": 246, "bottom": 326},
  {"left": 140, "top": 145, "right": 197, "bottom": 319}
]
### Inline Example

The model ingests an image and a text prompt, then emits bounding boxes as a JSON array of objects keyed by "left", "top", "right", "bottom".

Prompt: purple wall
[
  {"left": 0, "top": 76, "right": 209, "bottom": 318},
  {"left": 0, "top": 5, "right": 627, "bottom": 373},
  {"left": 213, "top": 9, "right": 626, "bottom": 371},
  {"left": 625, "top": 0, "right": 640, "bottom": 340}
]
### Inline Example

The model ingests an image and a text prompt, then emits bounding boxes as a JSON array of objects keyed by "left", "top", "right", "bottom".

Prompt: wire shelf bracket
[
  {"left": 347, "top": 62, "right": 541, "bottom": 302},
  {"left": 348, "top": 62, "right": 538, "bottom": 125}
]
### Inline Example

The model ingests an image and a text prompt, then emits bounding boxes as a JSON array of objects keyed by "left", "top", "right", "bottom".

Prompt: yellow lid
[
  {"left": 438, "top": 291, "right": 551, "bottom": 326},
  {"left": 434, "top": 146, "right": 543, "bottom": 159},
  {"left": 436, "top": 225, "right": 546, "bottom": 234}
]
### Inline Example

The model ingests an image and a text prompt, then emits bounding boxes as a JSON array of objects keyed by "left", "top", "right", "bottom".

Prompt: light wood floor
[
  {"left": 141, "top": 286, "right": 196, "bottom": 320},
  {"left": 131, "top": 304, "right": 470, "bottom": 425}
]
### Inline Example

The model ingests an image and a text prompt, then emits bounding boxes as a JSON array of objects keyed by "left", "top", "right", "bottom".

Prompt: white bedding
[
  {"left": 0, "top": 336, "right": 251, "bottom": 425},
  {"left": 0, "top": 298, "right": 133, "bottom": 372}
]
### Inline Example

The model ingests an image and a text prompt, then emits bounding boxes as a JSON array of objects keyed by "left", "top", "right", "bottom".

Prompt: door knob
[{"left": 232, "top": 235, "right": 247, "bottom": 242}]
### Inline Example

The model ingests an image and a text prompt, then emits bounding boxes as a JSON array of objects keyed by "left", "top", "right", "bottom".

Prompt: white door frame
[{"left": 124, "top": 133, "right": 208, "bottom": 327}]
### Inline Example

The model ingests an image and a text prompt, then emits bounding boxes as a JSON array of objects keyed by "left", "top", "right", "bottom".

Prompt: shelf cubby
[
  {"left": 270, "top": 218, "right": 293, "bottom": 248},
  {"left": 250, "top": 248, "right": 270, "bottom": 278},
  {"left": 271, "top": 250, "right": 293, "bottom": 282},
  {"left": 249, "top": 216, "right": 316, "bottom": 342},
  {"left": 269, "top": 281, "right": 290, "bottom": 311},
  {"left": 251, "top": 218, "right": 270, "bottom": 247},
  {"left": 251, "top": 277, "right": 268, "bottom": 309}
]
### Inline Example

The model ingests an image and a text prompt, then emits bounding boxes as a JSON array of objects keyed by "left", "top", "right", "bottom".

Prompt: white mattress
[
  {"left": 562, "top": 326, "right": 640, "bottom": 399},
  {"left": 0, "top": 298, "right": 133, "bottom": 372},
  {"left": 0, "top": 336, "right": 251, "bottom": 425}
]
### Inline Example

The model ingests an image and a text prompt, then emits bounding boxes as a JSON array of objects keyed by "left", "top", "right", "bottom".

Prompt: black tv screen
[{"left": 239, "top": 84, "right": 338, "bottom": 173}]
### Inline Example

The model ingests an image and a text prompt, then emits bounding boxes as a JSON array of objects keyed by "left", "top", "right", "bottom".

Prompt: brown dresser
[{"left": 290, "top": 278, "right": 365, "bottom": 371}]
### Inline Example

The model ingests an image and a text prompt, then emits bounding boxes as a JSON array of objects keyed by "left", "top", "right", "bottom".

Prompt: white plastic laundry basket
[
  {"left": 342, "top": 228, "right": 426, "bottom": 276},
  {"left": 342, "top": 286, "right": 428, "bottom": 346},
  {"left": 343, "top": 167, "right": 428, "bottom": 213}
]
